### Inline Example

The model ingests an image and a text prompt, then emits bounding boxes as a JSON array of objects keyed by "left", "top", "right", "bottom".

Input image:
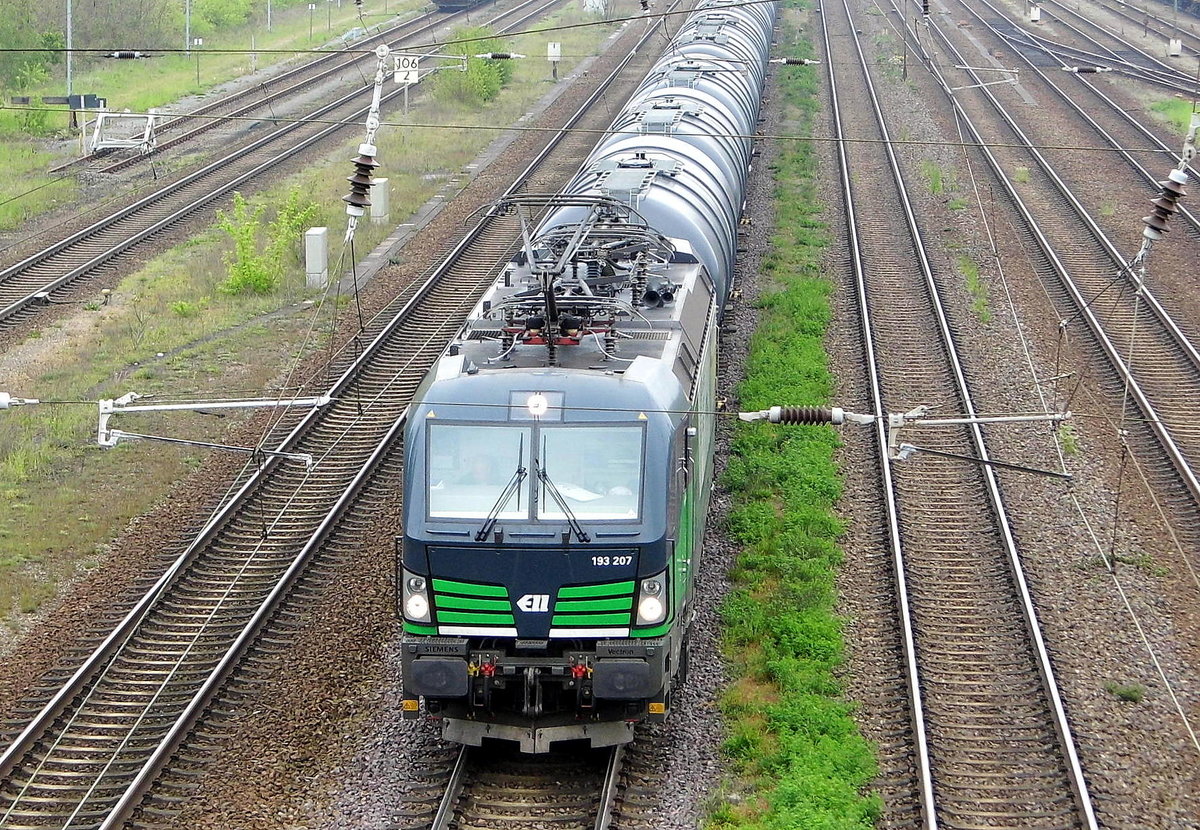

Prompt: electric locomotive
[{"left": 399, "top": 0, "right": 778, "bottom": 753}]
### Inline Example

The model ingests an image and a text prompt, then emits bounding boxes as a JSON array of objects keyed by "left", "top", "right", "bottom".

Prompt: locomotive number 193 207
[{"left": 592, "top": 555, "right": 634, "bottom": 567}]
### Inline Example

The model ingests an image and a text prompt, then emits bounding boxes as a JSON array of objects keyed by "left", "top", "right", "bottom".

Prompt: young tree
[
  {"left": 0, "top": 1, "right": 62, "bottom": 93},
  {"left": 26, "top": 0, "right": 178, "bottom": 69}
]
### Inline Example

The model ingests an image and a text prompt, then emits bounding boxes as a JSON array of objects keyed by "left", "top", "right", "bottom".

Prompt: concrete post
[
  {"left": 369, "top": 178, "right": 390, "bottom": 224},
  {"left": 305, "top": 227, "right": 329, "bottom": 288}
]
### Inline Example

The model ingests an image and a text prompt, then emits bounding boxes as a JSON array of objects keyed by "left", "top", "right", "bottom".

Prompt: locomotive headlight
[
  {"left": 527, "top": 393, "right": 549, "bottom": 417},
  {"left": 636, "top": 573, "right": 668, "bottom": 626},
  {"left": 402, "top": 569, "right": 432, "bottom": 623},
  {"left": 406, "top": 593, "right": 430, "bottom": 620}
]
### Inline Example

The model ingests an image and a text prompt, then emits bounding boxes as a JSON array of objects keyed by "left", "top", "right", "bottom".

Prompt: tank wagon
[
  {"left": 399, "top": 0, "right": 778, "bottom": 752},
  {"left": 432, "top": 0, "right": 490, "bottom": 11}
]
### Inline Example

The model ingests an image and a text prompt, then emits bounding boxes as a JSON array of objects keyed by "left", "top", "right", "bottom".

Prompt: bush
[
  {"left": 433, "top": 27, "right": 513, "bottom": 105},
  {"left": 216, "top": 192, "right": 275, "bottom": 295},
  {"left": 15, "top": 105, "right": 50, "bottom": 135},
  {"left": 195, "top": 0, "right": 254, "bottom": 30},
  {"left": 1, "top": 25, "right": 61, "bottom": 136},
  {"left": 266, "top": 187, "right": 319, "bottom": 274}
]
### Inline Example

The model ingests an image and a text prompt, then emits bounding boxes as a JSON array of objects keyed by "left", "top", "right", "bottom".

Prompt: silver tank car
[{"left": 534, "top": 0, "right": 777, "bottom": 306}]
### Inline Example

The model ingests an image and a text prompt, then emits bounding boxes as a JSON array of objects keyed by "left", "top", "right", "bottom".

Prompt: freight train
[
  {"left": 432, "top": 0, "right": 491, "bottom": 12},
  {"left": 399, "top": 0, "right": 779, "bottom": 752}
]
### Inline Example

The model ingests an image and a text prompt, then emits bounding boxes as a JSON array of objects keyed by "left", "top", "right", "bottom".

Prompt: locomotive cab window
[
  {"left": 537, "top": 425, "right": 644, "bottom": 521},
  {"left": 427, "top": 424, "right": 532, "bottom": 519}
]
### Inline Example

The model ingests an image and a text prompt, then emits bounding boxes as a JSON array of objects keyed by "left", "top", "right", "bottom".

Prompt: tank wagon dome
[
  {"left": 638, "top": 59, "right": 758, "bottom": 138},
  {"left": 537, "top": 149, "right": 736, "bottom": 305},
  {"left": 531, "top": 1, "right": 777, "bottom": 308},
  {"left": 695, "top": 0, "right": 778, "bottom": 31},
  {"left": 672, "top": 20, "right": 775, "bottom": 83},
  {"left": 608, "top": 89, "right": 754, "bottom": 193},
  {"left": 532, "top": 9, "right": 777, "bottom": 305},
  {"left": 674, "top": 2, "right": 778, "bottom": 68}
]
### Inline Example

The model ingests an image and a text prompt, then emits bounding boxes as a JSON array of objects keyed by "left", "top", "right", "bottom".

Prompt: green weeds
[
  {"left": 1148, "top": 98, "right": 1196, "bottom": 134},
  {"left": 1104, "top": 681, "right": 1145, "bottom": 703},
  {"left": 708, "top": 5, "right": 880, "bottom": 827},
  {"left": 1057, "top": 422, "right": 1080, "bottom": 456},
  {"left": 921, "top": 160, "right": 944, "bottom": 195},
  {"left": 958, "top": 256, "right": 991, "bottom": 323},
  {"left": 1073, "top": 551, "right": 1167, "bottom": 578}
]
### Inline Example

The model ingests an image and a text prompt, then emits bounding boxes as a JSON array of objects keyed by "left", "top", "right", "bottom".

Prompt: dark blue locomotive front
[{"left": 400, "top": 367, "right": 707, "bottom": 751}]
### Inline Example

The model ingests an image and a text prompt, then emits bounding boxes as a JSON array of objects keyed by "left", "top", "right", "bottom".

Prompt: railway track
[
  {"left": 0, "top": 9, "right": 678, "bottom": 828},
  {"left": 822, "top": 0, "right": 1098, "bottom": 824},
  {"left": 418, "top": 745, "right": 622, "bottom": 829},
  {"left": 967, "top": 0, "right": 1200, "bottom": 231},
  {"left": 0, "top": 0, "right": 559, "bottom": 338},
  {"left": 47, "top": 5, "right": 478, "bottom": 177},
  {"left": 1098, "top": 0, "right": 1200, "bottom": 55},
  {"left": 1038, "top": 0, "right": 1200, "bottom": 62},
  {"left": 1013, "top": 0, "right": 1200, "bottom": 91},
  {"left": 918, "top": 0, "right": 1200, "bottom": 565}
]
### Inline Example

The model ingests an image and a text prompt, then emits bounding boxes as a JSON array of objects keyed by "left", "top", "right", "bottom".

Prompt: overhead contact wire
[{"left": 942, "top": 28, "right": 1200, "bottom": 756}]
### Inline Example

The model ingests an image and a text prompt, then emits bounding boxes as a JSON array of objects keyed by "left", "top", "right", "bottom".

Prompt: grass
[
  {"left": 0, "top": 4, "right": 615, "bottom": 628},
  {"left": 1073, "top": 551, "right": 1168, "bottom": 578},
  {"left": 1012, "top": 166, "right": 1031, "bottom": 184},
  {"left": 1057, "top": 422, "right": 1080, "bottom": 456},
  {"left": 0, "top": 0, "right": 429, "bottom": 230},
  {"left": 1116, "top": 552, "right": 1169, "bottom": 578},
  {"left": 1104, "top": 681, "right": 1146, "bottom": 703},
  {"left": 958, "top": 255, "right": 991, "bottom": 323},
  {"left": 706, "top": 5, "right": 880, "bottom": 828},
  {"left": 1148, "top": 98, "right": 1197, "bottom": 135},
  {"left": 920, "top": 159, "right": 944, "bottom": 196},
  {"left": 0, "top": 142, "right": 81, "bottom": 229}
]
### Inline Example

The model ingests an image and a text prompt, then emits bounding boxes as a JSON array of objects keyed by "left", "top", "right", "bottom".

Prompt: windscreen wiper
[
  {"left": 474, "top": 467, "right": 527, "bottom": 541},
  {"left": 534, "top": 463, "right": 591, "bottom": 543},
  {"left": 475, "top": 436, "right": 527, "bottom": 542}
]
